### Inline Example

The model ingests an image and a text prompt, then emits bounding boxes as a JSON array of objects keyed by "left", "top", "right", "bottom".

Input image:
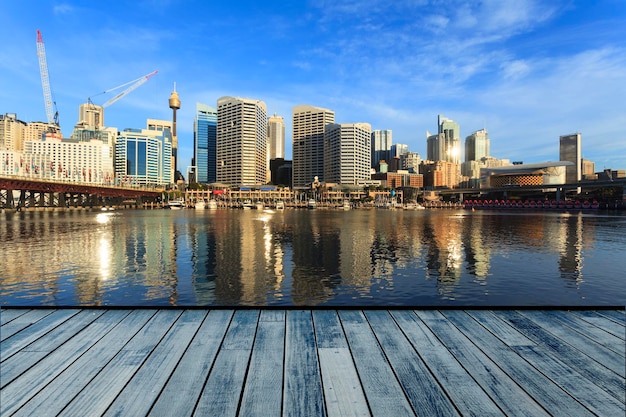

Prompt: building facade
[
  {"left": 324, "top": 123, "right": 372, "bottom": 185},
  {"left": 18, "top": 137, "right": 114, "bottom": 184},
  {"left": 0, "top": 113, "right": 26, "bottom": 151},
  {"left": 292, "top": 105, "right": 335, "bottom": 187},
  {"left": 400, "top": 151, "right": 422, "bottom": 173},
  {"left": 371, "top": 129, "right": 392, "bottom": 169},
  {"left": 194, "top": 103, "right": 217, "bottom": 184},
  {"left": 267, "top": 114, "right": 285, "bottom": 160},
  {"left": 217, "top": 96, "right": 268, "bottom": 186},
  {"left": 427, "top": 114, "right": 461, "bottom": 164},
  {"left": 465, "top": 128, "right": 489, "bottom": 163},
  {"left": 115, "top": 127, "right": 172, "bottom": 186},
  {"left": 559, "top": 133, "right": 581, "bottom": 184}
]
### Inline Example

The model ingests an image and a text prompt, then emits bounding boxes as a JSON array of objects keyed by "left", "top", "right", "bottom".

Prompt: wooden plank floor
[{"left": 1, "top": 308, "right": 624, "bottom": 417}]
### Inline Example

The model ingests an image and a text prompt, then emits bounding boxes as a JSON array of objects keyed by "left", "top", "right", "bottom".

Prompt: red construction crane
[{"left": 36, "top": 29, "right": 59, "bottom": 127}]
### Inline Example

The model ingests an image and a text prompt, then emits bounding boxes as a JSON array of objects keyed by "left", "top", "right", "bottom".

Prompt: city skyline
[{"left": 1, "top": 1, "right": 625, "bottom": 173}]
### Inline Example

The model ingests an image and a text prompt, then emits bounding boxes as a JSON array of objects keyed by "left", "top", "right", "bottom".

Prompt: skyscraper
[
  {"left": 292, "top": 105, "right": 335, "bottom": 187},
  {"left": 371, "top": 129, "right": 392, "bottom": 169},
  {"left": 194, "top": 103, "right": 217, "bottom": 183},
  {"left": 267, "top": 114, "right": 285, "bottom": 160},
  {"left": 427, "top": 114, "right": 461, "bottom": 164},
  {"left": 465, "top": 128, "right": 490, "bottom": 162},
  {"left": 216, "top": 96, "right": 267, "bottom": 186},
  {"left": 560, "top": 133, "right": 581, "bottom": 184},
  {"left": 324, "top": 123, "right": 372, "bottom": 185}
]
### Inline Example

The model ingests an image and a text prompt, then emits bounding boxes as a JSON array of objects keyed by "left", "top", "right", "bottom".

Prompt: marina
[{"left": 1, "top": 307, "right": 623, "bottom": 416}]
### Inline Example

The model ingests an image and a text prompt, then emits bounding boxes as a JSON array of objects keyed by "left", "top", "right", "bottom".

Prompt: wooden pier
[{"left": 1, "top": 308, "right": 624, "bottom": 416}]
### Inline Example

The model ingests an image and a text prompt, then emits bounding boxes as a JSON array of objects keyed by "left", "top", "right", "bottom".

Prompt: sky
[{"left": 2, "top": 0, "right": 626, "bottom": 174}]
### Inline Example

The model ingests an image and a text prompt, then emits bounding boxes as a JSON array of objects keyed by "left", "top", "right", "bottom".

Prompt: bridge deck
[{"left": 1, "top": 308, "right": 624, "bottom": 416}]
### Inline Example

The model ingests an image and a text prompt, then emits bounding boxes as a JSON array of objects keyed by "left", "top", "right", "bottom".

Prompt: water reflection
[{"left": 1, "top": 209, "right": 624, "bottom": 306}]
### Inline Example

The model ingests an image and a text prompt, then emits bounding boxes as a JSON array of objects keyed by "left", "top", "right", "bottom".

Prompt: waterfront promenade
[{"left": 1, "top": 307, "right": 624, "bottom": 416}]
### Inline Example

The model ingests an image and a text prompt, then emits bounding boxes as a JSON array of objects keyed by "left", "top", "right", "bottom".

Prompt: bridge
[{"left": 0, "top": 176, "right": 163, "bottom": 210}]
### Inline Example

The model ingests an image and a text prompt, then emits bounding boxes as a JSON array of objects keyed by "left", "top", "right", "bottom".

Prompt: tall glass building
[
  {"left": 465, "top": 128, "right": 490, "bottom": 162},
  {"left": 194, "top": 103, "right": 217, "bottom": 183},
  {"left": 427, "top": 114, "right": 461, "bottom": 164},
  {"left": 371, "top": 129, "right": 392, "bottom": 169},
  {"left": 115, "top": 127, "right": 172, "bottom": 186}
]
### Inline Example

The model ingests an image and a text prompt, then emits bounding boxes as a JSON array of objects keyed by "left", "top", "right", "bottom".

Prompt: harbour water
[{"left": 1, "top": 208, "right": 625, "bottom": 307}]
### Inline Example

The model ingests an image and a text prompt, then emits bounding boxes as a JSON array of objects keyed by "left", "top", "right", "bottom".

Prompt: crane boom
[
  {"left": 36, "top": 30, "right": 59, "bottom": 126},
  {"left": 101, "top": 70, "right": 158, "bottom": 108}
]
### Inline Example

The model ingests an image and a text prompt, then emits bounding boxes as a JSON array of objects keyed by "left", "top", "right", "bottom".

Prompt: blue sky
[{"left": 2, "top": 0, "right": 626, "bottom": 173}]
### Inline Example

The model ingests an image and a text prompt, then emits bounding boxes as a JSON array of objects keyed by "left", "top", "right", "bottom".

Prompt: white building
[
  {"left": 292, "top": 105, "right": 335, "bottom": 187},
  {"left": 9, "top": 136, "right": 115, "bottom": 184},
  {"left": 217, "top": 96, "right": 268, "bottom": 186},
  {"left": 324, "top": 123, "right": 372, "bottom": 185}
]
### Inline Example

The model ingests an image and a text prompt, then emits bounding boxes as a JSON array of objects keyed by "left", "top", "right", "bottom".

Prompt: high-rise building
[
  {"left": 115, "top": 127, "right": 172, "bottom": 186},
  {"left": 465, "top": 128, "right": 489, "bottom": 162},
  {"left": 0, "top": 113, "right": 26, "bottom": 151},
  {"left": 371, "top": 130, "right": 392, "bottom": 169},
  {"left": 324, "top": 123, "right": 371, "bottom": 185},
  {"left": 217, "top": 96, "right": 267, "bottom": 186},
  {"left": 427, "top": 114, "right": 461, "bottom": 164},
  {"left": 400, "top": 151, "right": 422, "bottom": 173},
  {"left": 292, "top": 105, "right": 335, "bottom": 187},
  {"left": 78, "top": 103, "right": 104, "bottom": 129},
  {"left": 560, "top": 133, "right": 581, "bottom": 184},
  {"left": 391, "top": 143, "right": 408, "bottom": 158},
  {"left": 267, "top": 114, "right": 285, "bottom": 160},
  {"left": 194, "top": 103, "right": 217, "bottom": 183}
]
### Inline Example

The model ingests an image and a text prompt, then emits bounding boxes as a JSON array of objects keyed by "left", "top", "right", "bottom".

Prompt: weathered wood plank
[
  {"left": 595, "top": 309, "right": 626, "bottom": 324},
  {"left": 365, "top": 310, "right": 460, "bottom": 417},
  {"left": 283, "top": 310, "right": 326, "bottom": 417},
  {"left": 56, "top": 309, "right": 181, "bottom": 417},
  {"left": 102, "top": 310, "right": 208, "bottom": 417},
  {"left": 0, "top": 308, "right": 30, "bottom": 325},
  {"left": 545, "top": 310, "right": 625, "bottom": 354},
  {"left": 416, "top": 310, "right": 549, "bottom": 417},
  {"left": 318, "top": 348, "right": 370, "bottom": 417},
  {"left": 339, "top": 310, "right": 416, "bottom": 417},
  {"left": 390, "top": 310, "right": 505, "bottom": 416},
  {"left": 0, "top": 308, "right": 63, "bottom": 343},
  {"left": 239, "top": 315, "right": 285, "bottom": 417},
  {"left": 0, "top": 309, "right": 137, "bottom": 416},
  {"left": 0, "top": 309, "right": 106, "bottom": 388},
  {"left": 312, "top": 309, "right": 348, "bottom": 349},
  {"left": 148, "top": 309, "right": 233, "bottom": 417},
  {"left": 447, "top": 310, "right": 598, "bottom": 417},
  {"left": 573, "top": 310, "right": 626, "bottom": 339},
  {"left": 10, "top": 310, "right": 152, "bottom": 417},
  {"left": 518, "top": 310, "right": 625, "bottom": 375},
  {"left": 495, "top": 310, "right": 625, "bottom": 405},
  {"left": 193, "top": 309, "right": 260, "bottom": 417}
]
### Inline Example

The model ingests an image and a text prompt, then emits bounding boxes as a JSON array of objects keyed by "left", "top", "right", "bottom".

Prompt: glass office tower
[{"left": 194, "top": 103, "right": 217, "bottom": 183}]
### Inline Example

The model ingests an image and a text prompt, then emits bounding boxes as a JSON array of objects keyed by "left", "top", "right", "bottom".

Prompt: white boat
[
  {"left": 194, "top": 200, "right": 206, "bottom": 210},
  {"left": 307, "top": 199, "right": 317, "bottom": 209},
  {"left": 342, "top": 200, "right": 351, "bottom": 210},
  {"left": 255, "top": 201, "right": 264, "bottom": 210},
  {"left": 207, "top": 200, "right": 218, "bottom": 210},
  {"left": 404, "top": 202, "right": 425, "bottom": 210},
  {"left": 275, "top": 201, "right": 285, "bottom": 210},
  {"left": 242, "top": 199, "right": 254, "bottom": 209},
  {"left": 168, "top": 199, "right": 185, "bottom": 209}
]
